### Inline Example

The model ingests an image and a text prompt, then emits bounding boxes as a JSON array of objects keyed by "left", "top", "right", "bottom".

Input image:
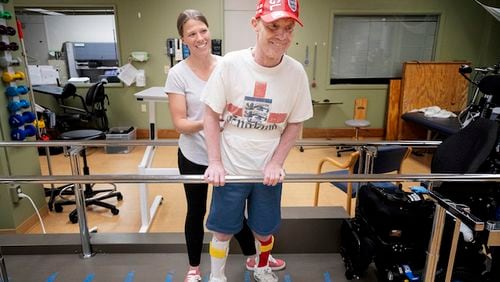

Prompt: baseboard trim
[
  {"left": 136, "top": 129, "right": 179, "bottom": 139},
  {"left": 17, "top": 206, "right": 49, "bottom": 234},
  {"left": 0, "top": 206, "right": 49, "bottom": 234},
  {"left": 302, "top": 128, "right": 384, "bottom": 138},
  {"left": 136, "top": 128, "right": 384, "bottom": 139}
]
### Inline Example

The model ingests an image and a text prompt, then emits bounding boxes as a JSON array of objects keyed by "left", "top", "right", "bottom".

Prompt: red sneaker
[{"left": 246, "top": 255, "right": 286, "bottom": 271}]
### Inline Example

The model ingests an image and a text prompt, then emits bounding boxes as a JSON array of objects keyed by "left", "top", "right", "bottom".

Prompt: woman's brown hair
[{"left": 177, "top": 9, "right": 209, "bottom": 37}]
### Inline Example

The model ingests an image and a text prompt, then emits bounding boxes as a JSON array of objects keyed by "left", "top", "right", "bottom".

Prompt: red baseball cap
[{"left": 256, "top": 0, "right": 303, "bottom": 27}]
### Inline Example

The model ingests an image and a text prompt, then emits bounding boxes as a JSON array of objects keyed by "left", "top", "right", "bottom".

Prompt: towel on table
[{"left": 410, "top": 106, "right": 457, "bottom": 118}]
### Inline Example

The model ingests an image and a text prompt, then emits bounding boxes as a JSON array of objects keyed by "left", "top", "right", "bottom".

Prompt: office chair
[
  {"left": 49, "top": 82, "right": 116, "bottom": 222},
  {"left": 337, "top": 98, "right": 370, "bottom": 157},
  {"left": 52, "top": 129, "right": 123, "bottom": 223},
  {"left": 315, "top": 145, "right": 412, "bottom": 216},
  {"left": 45, "top": 82, "right": 111, "bottom": 212},
  {"left": 56, "top": 81, "right": 109, "bottom": 132}
]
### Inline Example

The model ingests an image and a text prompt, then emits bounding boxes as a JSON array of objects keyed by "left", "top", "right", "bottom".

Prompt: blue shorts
[{"left": 206, "top": 183, "right": 282, "bottom": 236}]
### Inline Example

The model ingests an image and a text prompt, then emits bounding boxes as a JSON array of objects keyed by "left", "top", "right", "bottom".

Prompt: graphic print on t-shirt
[
  {"left": 243, "top": 96, "right": 271, "bottom": 123},
  {"left": 226, "top": 81, "right": 287, "bottom": 130}
]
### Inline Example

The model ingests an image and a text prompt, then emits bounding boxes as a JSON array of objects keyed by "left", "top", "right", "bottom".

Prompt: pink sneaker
[
  {"left": 246, "top": 255, "right": 286, "bottom": 271},
  {"left": 184, "top": 269, "right": 202, "bottom": 282}
]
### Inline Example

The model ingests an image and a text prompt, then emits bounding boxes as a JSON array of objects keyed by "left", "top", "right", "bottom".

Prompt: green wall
[
  {"left": 16, "top": 0, "right": 500, "bottom": 130},
  {"left": 0, "top": 0, "right": 45, "bottom": 231}
]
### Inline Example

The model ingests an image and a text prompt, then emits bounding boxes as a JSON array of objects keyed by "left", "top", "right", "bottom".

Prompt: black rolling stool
[{"left": 53, "top": 129, "right": 123, "bottom": 223}]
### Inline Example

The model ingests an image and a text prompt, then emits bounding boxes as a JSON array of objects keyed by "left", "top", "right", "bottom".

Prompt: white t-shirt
[
  {"left": 201, "top": 48, "right": 313, "bottom": 175},
  {"left": 164, "top": 57, "right": 221, "bottom": 166}
]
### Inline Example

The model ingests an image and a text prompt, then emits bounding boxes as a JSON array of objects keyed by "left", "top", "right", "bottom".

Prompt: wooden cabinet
[{"left": 385, "top": 61, "right": 469, "bottom": 140}]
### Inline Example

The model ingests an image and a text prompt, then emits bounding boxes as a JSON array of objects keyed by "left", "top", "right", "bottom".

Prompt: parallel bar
[
  {"left": 423, "top": 205, "right": 447, "bottom": 282},
  {"left": 0, "top": 139, "right": 442, "bottom": 147},
  {"left": 427, "top": 190, "right": 485, "bottom": 231},
  {"left": 137, "top": 146, "right": 155, "bottom": 232},
  {"left": 0, "top": 173, "right": 491, "bottom": 233},
  {"left": 0, "top": 173, "right": 498, "bottom": 184},
  {"left": 0, "top": 250, "right": 8, "bottom": 282},
  {"left": 43, "top": 147, "right": 56, "bottom": 193},
  {"left": 445, "top": 218, "right": 462, "bottom": 282},
  {"left": 68, "top": 147, "right": 94, "bottom": 259}
]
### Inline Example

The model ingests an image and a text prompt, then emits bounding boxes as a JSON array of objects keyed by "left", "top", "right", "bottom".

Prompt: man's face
[{"left": 254, "top": 18, "right": 295, "bottom": 61}]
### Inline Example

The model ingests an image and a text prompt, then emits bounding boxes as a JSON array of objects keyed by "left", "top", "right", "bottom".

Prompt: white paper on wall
[
  {"left": 28, "top": 65, "right": 59, "bottom": 85},
  {"left": 117, "top": 63, "right": 138, "bottom": 86}
]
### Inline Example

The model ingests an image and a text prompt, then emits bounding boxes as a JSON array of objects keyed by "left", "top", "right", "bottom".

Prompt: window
[
  {"left": 330, "top": 15, "right": 439, "bottom": 84},
  {"left": 14, "top": 6, "right": 120, "bottom": 84}
]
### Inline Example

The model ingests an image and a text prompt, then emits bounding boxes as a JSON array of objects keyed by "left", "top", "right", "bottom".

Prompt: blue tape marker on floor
[
  {"left": 324, "top": 271, "right": 332, "bottom": 282},
  {"left": 244, "top": 270, "right": 251, "bottom": 282},
  {"left": 83, "top": 273, "right": 95, "bottom": 282},
  {"left": 165, "top": 272, "right": 173, "bottom": 282},
  {"left": 46, "top": 272, "right": 58, "bottom": 282},
  {"left": 284, "top": 274, "right": 292, "bottom": 282},
  {"left": 124, "top": 271, "right": 135, "bottom": 282}
]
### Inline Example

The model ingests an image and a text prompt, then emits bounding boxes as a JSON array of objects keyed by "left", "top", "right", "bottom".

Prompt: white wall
[
  {"left": 18, "top": 14, "right": 49, "bottom": 64},
  {"left": 44, "top": 15, "right": 116, "bottom": 51},
  {"left": 224, "top": 0, "right": 256, "bottom": 53}
]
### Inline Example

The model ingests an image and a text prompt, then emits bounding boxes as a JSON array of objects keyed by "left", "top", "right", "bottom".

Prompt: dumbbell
[
  {"left": 0, "top": 25, "right": 16, "bottom": 36},
  {"left": 7, "top": 99, "right": 30, "bottom": 112},
  {"left": 35, "top": 118, "right": 46, "bottom": 129},
  {"left": 0, "top": 57, "right": 21, "bottom": 68},
  {"left": 8, "top": 112, "right": 36, "bottom": 127},
  {"left": 0, "top": 11, "right": 11, "bottom": 20},
  {"left": 5, "top": 85, "right": 29, "bottom": 96},
  {"left": 0, "top": 42, "right": 19, "bottom": 51},
  {"left": 2, "top": 71, "right": 25, "bottom": 82},
  {"left": 11, "top": 125, "right": 37, "bottom": 141}
]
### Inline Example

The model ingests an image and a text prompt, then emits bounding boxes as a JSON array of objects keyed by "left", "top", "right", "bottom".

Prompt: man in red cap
[{"left": 201, "top": 0, "right": 312, "bottom": 281}]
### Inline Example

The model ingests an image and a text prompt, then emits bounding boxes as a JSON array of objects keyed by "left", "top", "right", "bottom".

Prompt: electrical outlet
[
  {"left": 9, "top": 184, "right": 21, "bottom": 203},
  {"left": 141, "top": 104, "right": 147, "bottom": 112}
]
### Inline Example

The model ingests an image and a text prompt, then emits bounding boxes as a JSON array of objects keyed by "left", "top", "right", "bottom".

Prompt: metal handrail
[
  {"left": 0, "top": 140, "right": 496, "bottom": 281},
  {"left": 1, "top": 173, "right": 493, "bottom": 234},
  {"left": 0, "top": 173, "right": 498, "bottom": 184},
  {"left": 1, "top": 172, "right": 498, "bottom": 280},
  {"left": 0, "top": 139, "right": 442, "bottom": 147}
]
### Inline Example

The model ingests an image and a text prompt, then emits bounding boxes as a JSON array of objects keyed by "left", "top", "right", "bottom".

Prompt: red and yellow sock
[{"left": 257, "top": 236, "right": 274, "bottom": 268}]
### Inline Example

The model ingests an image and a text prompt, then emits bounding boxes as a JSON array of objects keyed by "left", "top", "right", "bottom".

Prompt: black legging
[{"left": 178, "top": 149, "right": 256, "bottom": 267}]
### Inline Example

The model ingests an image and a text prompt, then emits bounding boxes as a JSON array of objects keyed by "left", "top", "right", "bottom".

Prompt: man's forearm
[
  {"left": 269, "top": 122, "right": 302, "bottom": 166},
  {"left": 204, "top": 106, "right": 223, "bottom": 163}
]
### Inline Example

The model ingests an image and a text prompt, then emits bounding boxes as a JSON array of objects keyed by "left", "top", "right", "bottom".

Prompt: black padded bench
[{"left": 401, "top": 112, "right": 461, "bottom": 139}]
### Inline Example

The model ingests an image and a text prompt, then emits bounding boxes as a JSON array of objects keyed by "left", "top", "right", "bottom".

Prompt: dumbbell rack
[{"left": 1, "top": 1, "right": 35, "bottom": 141}]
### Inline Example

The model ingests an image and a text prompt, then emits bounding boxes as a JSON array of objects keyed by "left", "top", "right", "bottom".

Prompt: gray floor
[{"left": 2, "top": 253, "right": 378, "bottom": 282}]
